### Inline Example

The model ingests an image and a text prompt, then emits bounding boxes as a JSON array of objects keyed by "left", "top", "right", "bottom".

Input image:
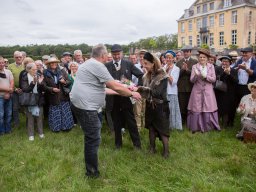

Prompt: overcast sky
[{"left": 0, "top": 0, "right": 195, "bottom": 46}]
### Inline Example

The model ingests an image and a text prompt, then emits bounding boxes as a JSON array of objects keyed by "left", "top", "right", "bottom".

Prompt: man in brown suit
[{"left": 176, "top": 45, "right": 198, "bottom": 124}]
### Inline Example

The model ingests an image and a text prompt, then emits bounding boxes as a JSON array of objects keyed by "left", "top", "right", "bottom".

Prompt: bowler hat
[
  {"left": 219, "top": 55, "right": 232, "bottom": 62},
  {"left": 241, "top": 47, "right": 253, "bottom": 52},
  {"left": 111, "top": 44, "right": 122, "bottom": 52}
]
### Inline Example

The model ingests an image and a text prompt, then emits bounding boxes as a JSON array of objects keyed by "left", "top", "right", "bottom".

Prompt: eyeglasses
[
  {"left": 251, "top": 86, "right": 256, "bottom": 89},
  {"left": 15, "top": 57, "right": 22, "bottom": 59}
]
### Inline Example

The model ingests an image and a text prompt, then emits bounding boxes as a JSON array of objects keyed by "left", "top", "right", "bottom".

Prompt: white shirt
[
  {"left": 164, "top": 65, "right": 180, "bottom": 95},
  {"left": 238, "top": 58, "right": 252, "bottom": 85}
]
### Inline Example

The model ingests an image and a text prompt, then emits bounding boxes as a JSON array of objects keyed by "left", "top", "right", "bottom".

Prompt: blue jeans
[
  {"left": 0, "top": 97, "right": 12, "bottom": 134},
  {"left": 71, "top": 104, "right": 101, "bottom": 177}
]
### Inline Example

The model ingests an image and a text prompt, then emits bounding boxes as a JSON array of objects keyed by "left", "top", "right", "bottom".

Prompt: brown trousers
[
  {"left": 25, "top": 107, "right": 44, "bottom": 136},
  {"left": 133, "top": 99, "right": 146, "bottom": 130}
]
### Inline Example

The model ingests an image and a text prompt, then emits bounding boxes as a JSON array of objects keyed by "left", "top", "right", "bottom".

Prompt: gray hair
[
  {"left": 35, "top": 60, "right": 43, "bottom": 66},
  {"left": 74, "top": 50, "right": 82, "bottom": 56},
  {"left": 91, "top": 44, "right": 107, "bottom": 58},
  {"left": 26, "top": 62, "right": 36, "bottom": 72},
  {"left": 68, "top": 61, "right": 79, "bottom": 69},
  {"left": 13, "top": 51, "right": 22, "bottom": 57}
]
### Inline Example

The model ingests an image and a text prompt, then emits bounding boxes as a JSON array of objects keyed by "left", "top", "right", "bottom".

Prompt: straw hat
[
  {"left": 248, "top": 81, "right": 256, "bottom": 91},
  {"left": 46, "top": 57, "right": 60, "bottom": 65}
]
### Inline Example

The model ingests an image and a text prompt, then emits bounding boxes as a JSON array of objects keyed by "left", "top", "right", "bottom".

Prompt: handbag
[
  {"left": 62, "top": 85, "right": 71, "bottom": 95},
  {"left": 19, "top": 92, "right": 39, "bottom": 106},
  {"left": 214, "top": 76, "right": 227, "bottom": 92}
]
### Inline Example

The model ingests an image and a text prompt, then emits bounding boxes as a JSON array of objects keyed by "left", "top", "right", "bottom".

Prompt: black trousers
[
  {"left": 111, "top": 96, "right": 141, "bottom": 148},
  {"left": 235, "top": 85, "right": 250, "bottom": 107},
  {"left": 178, "top": 92, "right": 191, "bottom": 124}
]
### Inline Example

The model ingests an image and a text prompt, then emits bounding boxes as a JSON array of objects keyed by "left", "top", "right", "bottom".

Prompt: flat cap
[
  {"left": 111, "top": 44, "right": 122, "bottom": 52},
  {"left": 62, "top": 52, "right": 73, "bottom": 57},
  {"left": 241, "top": 47, "right": 253, "bottom": 52},
  {"left": 181, "top": 45, "right": 193, "bottom": 51}
]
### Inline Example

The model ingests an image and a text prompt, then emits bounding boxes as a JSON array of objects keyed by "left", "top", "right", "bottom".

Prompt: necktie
[{"left": 114, "top": 62, "right": 118, "bottom": 67}]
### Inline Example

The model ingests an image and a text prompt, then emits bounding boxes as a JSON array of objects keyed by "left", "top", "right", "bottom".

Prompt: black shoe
[{"left": 86, "top": 171, "right": 100, "bottom": 179}]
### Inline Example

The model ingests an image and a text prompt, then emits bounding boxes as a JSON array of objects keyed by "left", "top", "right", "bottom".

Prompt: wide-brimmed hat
[
  {"left": 241, "top": 47, "right": 253, "bottom": 53},
  {"left": 248, "top": 81, "right": 256, "bottom": 91},
  {"left": 111, "top": 44, "right": 122, "bottom": 52},
  {"left": 219, "top": 55, "right": 232, "bottom": 62},
  {"left": 46, "top": 57, "right": 60, "bottom": 65},
  {"left": 197, "top": 48, "right": 212, "bottom": 58}
]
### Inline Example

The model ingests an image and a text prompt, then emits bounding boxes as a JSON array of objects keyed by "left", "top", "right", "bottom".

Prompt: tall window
[
  {"left": 209, "top": 33, "right": 214, "bottom": 46},
  {"left": 209, "top": 2, "right": 214, "bottom": 10},
  {"left": 197, "top": 35, "right": 201, "bottom": 47},
  {"left": 202, "top": 17, "right": 207, "bottom": 28},
  {"left": 188, "top": 20, "right": 192, "bottom": 31},
  {"left": 248, "top": 31, "right": 251, "bottom": 45},
  {"left": 197, "top": 18, "right": 201, "bottom": 30},
  {"left": 197, "top": 6, "right": 200, "bottom": 14},
  {"left": 209, "top": 16, "right": 214, "bottom": 27},
  {"left": 189, "top": 36, "right": 193, "bottom": 46},
  {"left": 249, "top": 11, "right": 252, "bottom": 22},
  {"left": 232, "top": 30, "right": 237, "bottom": 45},
  {"left": 219, "top": 32, "right": 224, "bottom": 46},
  {"left": 181, "top": 37, "right": 185, "bottom": 46},
  {"left": 224, "top": 0, "right": 232, "bottom": 8},
  {"left": 232, "top": 11, "right": 237, "bottom": 24},
  {"left": 219, "top": 13, "right": 224, "bottom": 26},
  {"left": 203, "top": 4, "right": 207, "bottom": 13},
  {"left": 181, "top": 22, "right": 185, "bottom": 32}
]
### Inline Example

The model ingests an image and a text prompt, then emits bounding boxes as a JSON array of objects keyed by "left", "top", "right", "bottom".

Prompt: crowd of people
[{"left": 1, "top": 44, "right": 256, "bottom": 178}]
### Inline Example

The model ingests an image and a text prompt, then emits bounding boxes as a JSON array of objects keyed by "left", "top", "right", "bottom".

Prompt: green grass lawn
[{"left": 0, "top": 114, "right": 256, "bottom": 192}]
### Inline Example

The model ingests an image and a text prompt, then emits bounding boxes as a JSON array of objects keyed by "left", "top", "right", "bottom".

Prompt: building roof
[{"left": 178, "top": 0, "right": 256, "bottom": 21}]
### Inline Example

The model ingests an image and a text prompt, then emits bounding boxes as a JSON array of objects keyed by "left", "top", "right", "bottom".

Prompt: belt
[{"left": 151, "top": 98, "right": 164, "bottom": 104}]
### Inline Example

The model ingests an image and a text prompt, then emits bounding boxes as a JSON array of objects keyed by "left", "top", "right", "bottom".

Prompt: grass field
[{"left": 0, "top": 114, "right": 256, "bottom": 192}]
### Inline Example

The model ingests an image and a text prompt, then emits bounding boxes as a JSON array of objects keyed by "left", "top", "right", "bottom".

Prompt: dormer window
[
  {"left": 210, "top": 2, "right": 214, "bottom": 10},
  {"left": 203, "top": 4, "right": 208, "bottom": 13},
  {"left": 197, "top": 6, "right": 201, "bottom": 14},
  {"left": 224, "top": 0, "right": 232, "bottom": 8}
]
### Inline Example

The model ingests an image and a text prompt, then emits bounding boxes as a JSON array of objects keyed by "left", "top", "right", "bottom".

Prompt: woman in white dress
[{"left": 164, "top": 50, "right": 182, "bottom": 130}]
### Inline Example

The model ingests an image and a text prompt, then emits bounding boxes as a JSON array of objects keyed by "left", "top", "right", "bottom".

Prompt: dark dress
[
  {"left": 42, "top": 67, "right": 74, "bottom": 132},
  {"left": 138, "top": 69, "right": 170, "bottom": 137},
  {"left": 215, "top": 66, "right": 238, "bottom": 126}
]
